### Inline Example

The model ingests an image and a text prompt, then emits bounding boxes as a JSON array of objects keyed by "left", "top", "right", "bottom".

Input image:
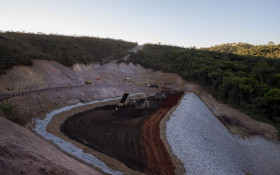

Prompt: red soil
[{"left": 141, "top": 93, "right": 183, "bottom": 175}]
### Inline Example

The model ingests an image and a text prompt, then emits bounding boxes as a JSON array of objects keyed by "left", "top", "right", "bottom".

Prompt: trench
[{"left": 61, "top": 93, "right": 183, "bottom": 174}]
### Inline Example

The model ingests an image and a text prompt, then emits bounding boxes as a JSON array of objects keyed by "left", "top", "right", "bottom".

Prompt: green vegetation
[
  {"left": 128, "top": 44, "right": 280, "bottom": 133},
  {"left": 0, "top": 103, "right": 18, "bottom": 123},
  {"left": 0, "top": 32, "right": 137, "bottom": 74},
  {"left": 203, "top": 42, "right": 280, "bottom": 59}
]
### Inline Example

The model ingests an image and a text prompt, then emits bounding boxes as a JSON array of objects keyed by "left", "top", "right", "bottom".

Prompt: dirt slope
[
  {"left": 0, "top": 60, "right": 184, "bottom": 123},
  {"left": 0, "top": 115, "right": 102, "bottom": 175}
]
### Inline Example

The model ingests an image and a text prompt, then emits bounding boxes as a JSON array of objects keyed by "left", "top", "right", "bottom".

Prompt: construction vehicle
[
  {"left": 128, "top": 98, "right": 137, "bottom": 106},
  {"left": 146, "top": 83, "right": 159, "bottom": 88},
  {"left": 155, "top": 93, "right": 165, "bottom": 101},
  {"left": 79, "top": 98, "right": 85, "bottom": 103},
  {"left": 84, "top": 81, "right": 92, "bottom": 85},
  {"left": 124, "top": 78, "right": 131, "bottom": 81},
  {"left": 135, "top": 98, "right": 149, "bottom": 110},
  {"left": 165, "top": 81, "right": 173, "bottom": 85},
  {"left": 118, "top": 93, "right": 131, "bottom": 107}
]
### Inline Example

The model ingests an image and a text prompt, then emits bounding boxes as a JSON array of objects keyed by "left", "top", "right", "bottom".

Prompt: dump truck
[
  {"left": 118, "top": 93, "right": 130, "bottom": 107},
  {"left": 155, "top": 93, "right": 165, "bottom": 101},
  {"left": 135, "top": 98, "right": 149, "bottom": 110}
]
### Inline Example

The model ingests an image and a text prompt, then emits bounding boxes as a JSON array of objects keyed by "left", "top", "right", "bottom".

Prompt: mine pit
[{"left": 61, "top": 92, "right": 183, "bottom": 174}]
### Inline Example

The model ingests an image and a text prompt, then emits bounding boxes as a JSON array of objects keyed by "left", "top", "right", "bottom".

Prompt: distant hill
[
  {"left": 128, "top": 44, "right": 280, "bottom": 134},
  {"left": 0, "top": 32, "right": 137, "bottom": 74},
  {"left": 202, "top": 42, "right": 280, "bottom": 59}
]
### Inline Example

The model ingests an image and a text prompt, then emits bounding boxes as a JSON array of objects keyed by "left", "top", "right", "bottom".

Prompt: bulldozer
[{"left": 135, "top": 98, "right": 149, "bottom": 110}]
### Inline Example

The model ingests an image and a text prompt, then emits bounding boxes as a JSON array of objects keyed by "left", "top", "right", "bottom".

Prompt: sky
[{"left": 0, "top": 0, "right": 279, "bottom": 48}]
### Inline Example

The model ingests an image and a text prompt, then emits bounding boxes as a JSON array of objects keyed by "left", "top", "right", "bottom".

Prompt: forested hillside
[
  {"left": 203, "top": 42, "right": 280, "bottom": 59},
  {"left": 0, "top": 32, "right": 137, "bottom": 74},
  {"left": 129, "top": 44, "right": 280, "bottom": 132}
]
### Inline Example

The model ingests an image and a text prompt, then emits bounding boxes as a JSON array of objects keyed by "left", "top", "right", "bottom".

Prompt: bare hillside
[{"left": 0, "top": 115, "right": 102, "bottom": 175}]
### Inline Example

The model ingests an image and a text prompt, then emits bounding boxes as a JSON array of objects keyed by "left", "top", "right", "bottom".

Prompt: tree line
[
  {"left": 203, "top": 42, "right": 280, "bottom": 59},
  {"left": 0, "top": 32, "right": 137, "bottom": 74},
  {"left": 128, "top": 44, "right": 280, "bottom": 133}
]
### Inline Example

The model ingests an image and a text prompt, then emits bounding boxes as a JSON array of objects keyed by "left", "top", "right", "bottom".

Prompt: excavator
[{"left": 84, "top": 81, "right": 92, "bottom": 85}]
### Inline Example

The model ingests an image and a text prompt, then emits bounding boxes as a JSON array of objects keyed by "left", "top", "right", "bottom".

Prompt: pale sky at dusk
[{"left": 0, "top": 0, "right": 279, "bottom": 47}]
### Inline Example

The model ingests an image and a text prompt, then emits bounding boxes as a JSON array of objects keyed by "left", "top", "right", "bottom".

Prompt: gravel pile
[{"left": 166, "top": 93, "right": 280, "bottom": 175}]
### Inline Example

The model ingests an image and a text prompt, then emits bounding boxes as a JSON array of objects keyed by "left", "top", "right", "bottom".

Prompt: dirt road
[
  {"left": 0, "top": 85, "right": 81, "bottom": 101},
  {"left": 142, "top": 93, "right": 183, "bottom": 175}
]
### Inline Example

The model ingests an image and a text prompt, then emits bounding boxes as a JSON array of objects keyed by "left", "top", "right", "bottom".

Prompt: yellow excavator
[{"left": 84, "top": 81, "right": 92, "bottom": 85}]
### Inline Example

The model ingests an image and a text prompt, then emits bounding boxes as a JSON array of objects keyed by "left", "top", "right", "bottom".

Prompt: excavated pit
[{"left": 61, "top": 93, "right": 183, "bottom": 174}]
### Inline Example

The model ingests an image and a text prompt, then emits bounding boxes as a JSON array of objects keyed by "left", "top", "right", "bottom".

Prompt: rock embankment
[{"left": 166, "top": 93, "right": 280, "bottom": 175}]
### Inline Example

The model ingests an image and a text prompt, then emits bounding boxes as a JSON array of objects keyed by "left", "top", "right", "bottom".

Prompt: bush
[{"left": 0, "top": 103, "right": 16, "bottom": 121}]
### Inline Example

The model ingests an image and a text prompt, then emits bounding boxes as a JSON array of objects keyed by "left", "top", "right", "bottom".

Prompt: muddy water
[{"left": 61, "top": 97, "right": 161, "bottom": 172}]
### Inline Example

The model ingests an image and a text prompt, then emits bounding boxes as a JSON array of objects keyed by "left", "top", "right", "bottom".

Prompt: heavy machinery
[
  {"left": 165, "top": 80, "right": 173, "bottom": 85},
  {"left": 84, "top": 81, "right": 92, "bottom": 85},
  {"left": 135, "top": 98, "right": 149, "bottom": 110},
  {"left": 146, "top": 83, "right": 159, "bottom": 88},
  {"left": 155, "top": 93, "right": 165, "bottom": 101},
  {"left": 117, "top": 93, "right": 149, "bottom": 110},
  {"left": 128, "top": 98, "right": 137, "bottom": 106},
  {"left": 118, "top": 93, "right": 130, "bottom": 107}
]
